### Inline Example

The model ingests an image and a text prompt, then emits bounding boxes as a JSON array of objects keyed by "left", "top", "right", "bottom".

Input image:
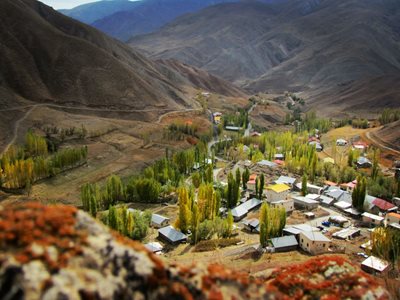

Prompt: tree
[
  {"left": 352, "top": 176, "right": 367, "bottom": 211},
  {"left": 242, "top": 168, "right": 250, "bottom": 190},
  {"left": 176, "top": 186, "right": 191, "bottom": 233},
  {"left": 225, "top": 211, "right": 233, "bottom": 238},
  {"left": 348, "top": 149, "right": 354, "bottom": 167},
  {"left": 301, "top": 174, "right": 308, "bottom": 196},
  {"left": 371, "top": 148, "right": 380, "bottom": 180},
  {"left": 235, "top": 168, "right": 241, "bottom": 190},
  {"left": 103, "top": 175, "right": 125, "bottom": 207},
  {"left": 259, "top": 203, "right": 269, "bottom": 247},
  {"left": 108, "top": 206, "right": 118, "bottom": 231},
  {"left": 131, "top": 210, "right": 151, "bottom": 240},
  {"left": 191, "top": 203, "right": 200, "bottom": 244},
  {"left": 192, "top": 172, "right": 202, "bottom": 188},
  {"left": 258, "top": 174, "right": 265, "bottom": 199}
]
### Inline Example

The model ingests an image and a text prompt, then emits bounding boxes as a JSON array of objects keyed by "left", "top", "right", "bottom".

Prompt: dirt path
[
  {"left": 0, "top": 104, "right": 200, "bottom": 155},
  {"left": 365, "top": 130, "right": 400, "bottom": 155}
]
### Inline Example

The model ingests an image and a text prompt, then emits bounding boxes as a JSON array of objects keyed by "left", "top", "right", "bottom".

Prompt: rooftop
[
  {"left": 275, "top": 175, "right": 296, "bottom": 185},
  {"left": 267, "top": 183, "right": 290, "bottom": 193},
  {"left": 362, "top": 256, "right": 390, "bottom": 272},
  {"left": 152, "top": 213, "right": 169, "bottom": 225},
  {"left": 362, "top": 212, "right": 384, "bottom": 222},
  {"left": 301, "top": 231, "right": 331, "bottom": 242},
  {"left": 270, "top": 235, "right": 298, "bottom": 248},
  {"left": 158, "top": 226, "right": 187, "bottom": 242}
]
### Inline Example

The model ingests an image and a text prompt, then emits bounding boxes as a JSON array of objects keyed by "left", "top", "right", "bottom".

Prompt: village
[{"left": 134, "top": 108, "right": 400, "bottom": 278}]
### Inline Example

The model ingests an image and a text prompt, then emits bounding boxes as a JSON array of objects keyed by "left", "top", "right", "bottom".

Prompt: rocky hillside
[
  {"left": 0, "top": 0, "right": 244, "bottom": 114},
  {"left": 91, "top": 0, "right": 240, "bottom": 41},
  {"left": 0, "top": 202, "right": 390, "bottom": 299},
  {"left": 131, "top": 0, "right": 400, "bottom": 115}
]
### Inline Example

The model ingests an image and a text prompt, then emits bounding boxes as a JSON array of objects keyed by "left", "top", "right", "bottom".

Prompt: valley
[{"left": 0, "top": 0, "right": 399, "bottom": 299}]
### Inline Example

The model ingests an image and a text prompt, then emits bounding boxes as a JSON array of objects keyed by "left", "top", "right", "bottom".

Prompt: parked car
[{"left": 322, "top": 221, "right": 331, "bottom": 227}]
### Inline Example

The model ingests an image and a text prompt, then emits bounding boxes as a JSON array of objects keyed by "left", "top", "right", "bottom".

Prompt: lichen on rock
[{"left": 0, "top": 202, "right": 391, "bottom": 299}]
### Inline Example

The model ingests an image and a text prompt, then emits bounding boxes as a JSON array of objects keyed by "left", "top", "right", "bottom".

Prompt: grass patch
[{"left": 194, "top": 238, "right": 241, "bottom": 252}]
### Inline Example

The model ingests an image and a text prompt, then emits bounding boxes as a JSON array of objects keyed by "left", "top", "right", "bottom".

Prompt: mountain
[
  {"left": 0, "top": 0, "right": 243, "bottom": 112},
  {"left": 92, "top": 0, "right": 240, "bottom": 41},
  {"left": 131, "top": 0, "right": 400, "bottom": 115},
  {"left": 58, "top": 0, "right": 141, "bottom": 24}
]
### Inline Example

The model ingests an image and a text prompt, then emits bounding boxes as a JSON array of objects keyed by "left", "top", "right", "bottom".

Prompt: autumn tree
[{"left": 176, "top": 186, "right": 191, "bottom": 233}]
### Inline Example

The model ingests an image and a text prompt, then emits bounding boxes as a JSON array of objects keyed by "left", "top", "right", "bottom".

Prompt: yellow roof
[{"left": 267, "top": 184, "right": 290, "bottom": 193}]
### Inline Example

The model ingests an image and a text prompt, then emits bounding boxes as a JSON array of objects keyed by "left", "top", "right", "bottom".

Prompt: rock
[{"left": 0, "top": 202, "right": 391, "bottom": 299}]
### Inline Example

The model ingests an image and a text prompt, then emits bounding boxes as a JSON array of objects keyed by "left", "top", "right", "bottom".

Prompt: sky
[{"left": 40, "top": 0, "right": 135, "bottom": 10}]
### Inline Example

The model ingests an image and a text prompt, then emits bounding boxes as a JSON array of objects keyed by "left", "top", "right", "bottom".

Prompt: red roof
[
  {"left": 353, "top": 141, "right": 368, "bottom": 147},
  {"left": 273, "top": 160, "right": 285, "bottom": 165},
  {"left": 372, "top": 198, "right": 396, "bottom": 211},
  {"left": 324, "top": 181, "right": 338, "bottom": 186}
]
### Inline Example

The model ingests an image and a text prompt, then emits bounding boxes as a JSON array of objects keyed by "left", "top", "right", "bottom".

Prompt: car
[
  {"left": 322, "top": 221, "right": 331, "bottom": 227},
  {"left": 357, "top": 252, "right": 369, "bottom": 258}
]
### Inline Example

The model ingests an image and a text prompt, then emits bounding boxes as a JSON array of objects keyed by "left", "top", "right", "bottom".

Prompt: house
[
  {"left": 251, "top": 131, "right": 261, "bottom": 137},
  {"left": 361, "top": 256, "right": 390, "bottom": 275},
  {"left": 336, "top": 139, "right": 348, "bottom": 146},
  {"left": 356, "top": 157, "right": 372, "bottom": 168},
  {"left": 257, "top": 160, "right": 278, "bottom": 168},
  {"left": 362, "top": 212, "right": 384, "bottom": 226},
  {"left": 274, "top": 153, "right": 285, "bottom": 161},
  {"left": 334, "top": 201, "right": 352, "bottom": 211},
  {"left": 353, "top": 141, "right": 368, "bottom": 152},
  {"left": 319, "top": 195, "right": 336, "bottom": 206},
  {"left": 305, "top": 194, "right": 321, "bottom": 201},
  {"left": 299, "top": 231, "right": 331, "bottom": 255},
  {"left": 231, "top": 198, "right": 262, "bottom": 221},
  {"left": 283, "top": 224, "right": 320, "bottom": 239},
  {"left": 242, "top": 218, "right": 260, "bottom": 233},
  {"left": 385, "top": 212, "right": 400, "bottom": 225},
  {"left": 151, "top": 214, "right": 170, "bottom": 228},
  {"left": 371, "top": 198, "right": 397, "bottom": 213},
  {"left": 344, "top": 207, "right": 363, "bottom": 218},
  {"left": 270, "top": 199, "right": 294, "bottom": 213},
  {"left": 340, "top": 179, "right": 357, "bottom": 193},
  {"left": 332, "top": 228, "right": 360, "bottom": 240},
  {"left": 293, "top": 196, "right": 319, "bottom": 210},
  {"left": 213, "top": 112, "right": 222, "bottom": 124},
  {"left": 275, "top": 176, "right": 296, "bottom": 188},
  {"left": 144, "top": 242, "right": 164, "bottom": 254},
  {"left": 309, "top": 141, "right": 323, "bottom": 152},
  {"left": 158, "top": 226, "right": 187, "bottom": 245},
  {"left": 295, "top": 182, "right": 324, "bottom": 194},
  {"left": 324, "top": 180, "right": 338, "bottom": 187},
  {"left": 270, "top": 236, "right": 298, "bottom": 252},
  {"left": 247, "top": 179, "right": 256, "bottom": 192},
  {"left": 329, "top": 216, "right": 350, "bottom": 227},
  {"left": 266, "top": 184, "right": 290, "bottom": 202},
  {"left": 225, "top": 126, "right": 241, "bottom": 132}
]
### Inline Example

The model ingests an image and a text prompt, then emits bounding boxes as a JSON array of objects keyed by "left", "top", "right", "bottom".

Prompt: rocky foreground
[{"left": 0, "top": 203, "right": 390, "bottom": 299}]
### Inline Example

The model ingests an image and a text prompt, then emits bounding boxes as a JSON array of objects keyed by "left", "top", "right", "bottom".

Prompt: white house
[
  {"left": 361, "top": 256, "right": 390, "bottom": 275},
  {"left": 336, "top": 139, "right": 348, "bottom": 146},
  {"left": 293, "top": 196, "right": 319, "bottom": 210},
  {"left": 385, "top": 212, "right": 400, "bottom": 225},
  {"left": 299, "top": 231, "right": 331, "bottom": 255},
  {"left": 362, "top": 212, "right": 384, "bottom": 226},
  {"left": 270, "top": 199, "right": 294, "bottom": 214},
  {"left": 266, "top": 184, "right": 290, "bottom": 202}
]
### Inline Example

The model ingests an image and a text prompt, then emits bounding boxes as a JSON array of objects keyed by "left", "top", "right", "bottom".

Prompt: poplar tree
[{"left": 301, "top": 174, "right": 308, "bottom": 196}]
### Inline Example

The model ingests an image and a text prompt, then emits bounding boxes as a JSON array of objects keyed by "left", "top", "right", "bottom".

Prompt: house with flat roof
[
  {"left": 362, "top": 212, "right": 384, "bottom": 226},
  {"left": 270, "top": 199, "right": 294, "bottom": 214},
  {"left": 231, "top": 198, "right": 262, "bottom": 222},
  {"left": 275, "top": 176, "right": 296, "bottom": 188},
  {"left": 319, "top": 195, "right": 336, "bottom": 206},
  {"left": 361, "top": 256, "right": 390, "bottom": 275},
  {"left": 242, "top": 218, "right": 260, "bottom": 233},
  {"left": 257, "top": 160, "right": 278, "bottom": 168},
  {"left": 158, "top": 226, "right": 187, "bottom": 245},
  {"left": 309, "top": 141, "right": 323, "bottom": 152},
  {"left": 295, "top": 182, "right": 324, "bottom": 195},
  {"left": 293, "top": 196, "right": 319, "bottom": 210},
  {"left": 144, "top": 242, "right": 164, "bottom": 254},
  {"left": 270, "top": 235, "right": 298, "bottom": 252},
  {"left": 151, "top": 214, "right": 170, "bottom": 228},
  {"left": 299, "top": 231, "right": 331, "bottom": 255},
  {"left": 329, "top": 216, "right": 350, "bottom": 227},
  {"left": 334, "top": 201, "right": 352, "bottom": 211},
  {"left": 266, "top": 184, "right": 290, "bottom": 202},
  {"left": 274, "top": 153, "right": 285, "bottom": 161},
  {"left": 283, "top": 224, "right": 320, "bottom": 240},
  {"left": 332, "top": 228, "right": 360, "bottom": 240}
]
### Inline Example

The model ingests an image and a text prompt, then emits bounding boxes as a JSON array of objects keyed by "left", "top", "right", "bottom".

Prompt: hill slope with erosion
[{"left": 131, "top": 0, "right": 400, "bottom": 115}]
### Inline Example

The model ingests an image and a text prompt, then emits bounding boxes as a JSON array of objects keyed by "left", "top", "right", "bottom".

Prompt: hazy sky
[{"left": 40, "top": 0, "right": 137, "bottom": 10}]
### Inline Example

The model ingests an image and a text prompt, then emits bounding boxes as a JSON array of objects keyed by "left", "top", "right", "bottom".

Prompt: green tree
[
  {"left": 259, "top": 203, "right": 269, "bottom": 247},
  {"left": 176, "top": 186, "right": 191, "bottom": 233},
  {"left": 242, "top": 168, "right": 250, "bottom": 190},
  {"left": 258, "top": 174, "right": 265, "bottom": 199},
  {"left": 192, "top": 172, "right": 202, "bottom": 188},
  {"left": 348, "top": 149, "right": 354, "bottom": 167},
  {"left": 108, "top": 206, "right": 118, "bottom": 231},
  {"left": 352, "top": 176, "right": 367, "bottom": 211},
  {"left": 301, "top": 174, "right": 308, "bottom": 196},
  {"left": 191, "top": 203, "right": 200, "bottom": 244},
  {"left": 103, "top": 175, "right": 125, "bottom": 207}
]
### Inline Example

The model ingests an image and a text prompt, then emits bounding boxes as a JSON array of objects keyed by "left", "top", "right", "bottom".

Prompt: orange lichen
[{"left": 0, "top": 202, "right": 84, "bottom": 271}]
